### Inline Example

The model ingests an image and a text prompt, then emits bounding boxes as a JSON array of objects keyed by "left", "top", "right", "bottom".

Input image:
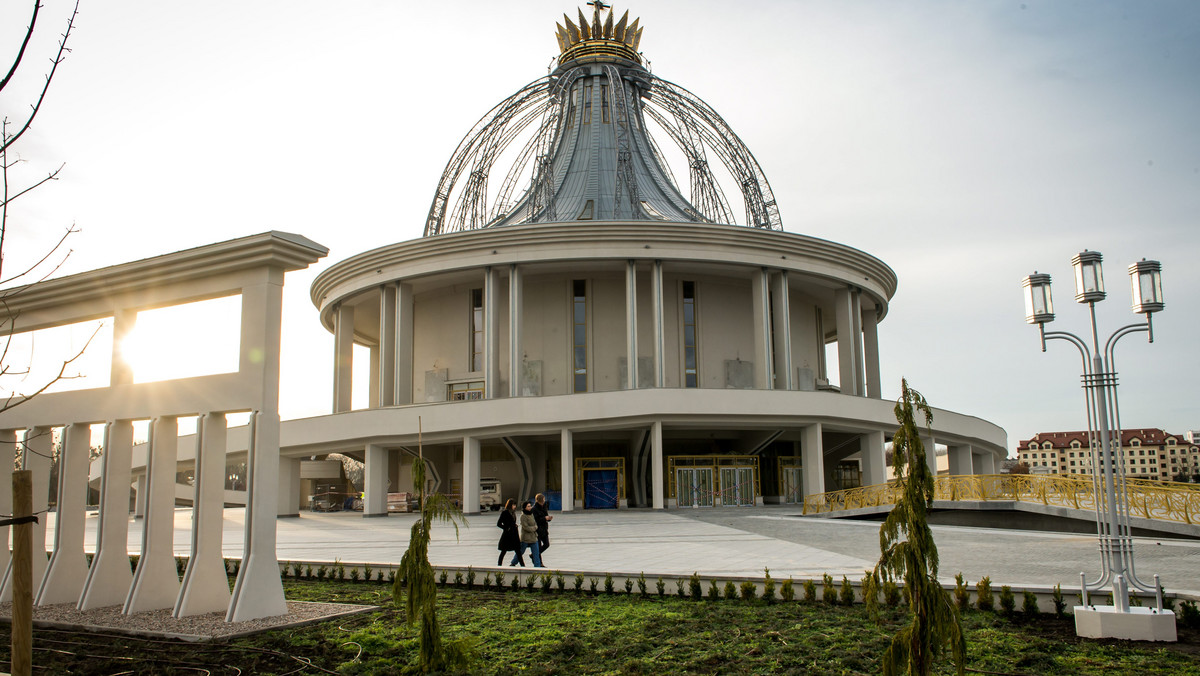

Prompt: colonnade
[{"left": 330, "top": 262, "right": 884, "bottom": 412}]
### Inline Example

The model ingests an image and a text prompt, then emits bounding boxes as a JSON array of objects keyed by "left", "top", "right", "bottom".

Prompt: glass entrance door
[
  {"left": 675, "top": 468, "right": 714, "bottom": 507},
  {"left": 719, "top": 467, "right": 757, "bottom": 506},
  {"left": 780, "top": 466, "right": 803, "bottom": 504}
]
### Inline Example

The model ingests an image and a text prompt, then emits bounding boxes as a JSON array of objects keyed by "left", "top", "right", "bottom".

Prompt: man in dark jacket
[{"left": 532, "top": 492, "right": 552, "bottom": 556}]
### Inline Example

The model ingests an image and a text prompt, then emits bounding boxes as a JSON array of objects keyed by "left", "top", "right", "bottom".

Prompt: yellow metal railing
[{"left": 802, "top": 474, "right": 1200, "bottom": 526}]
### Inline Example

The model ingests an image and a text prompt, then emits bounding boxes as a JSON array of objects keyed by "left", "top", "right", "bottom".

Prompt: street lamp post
[{"left": 1022, "top": 251, "right": 1175, "bottom": 641}]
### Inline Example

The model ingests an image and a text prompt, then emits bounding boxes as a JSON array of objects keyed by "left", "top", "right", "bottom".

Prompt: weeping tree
[
  {"left": 873, "top": 379, "right": 965, "bottom": 676},
  {"left": 391, "top": 447, "right": 471, "bottom": 673}
]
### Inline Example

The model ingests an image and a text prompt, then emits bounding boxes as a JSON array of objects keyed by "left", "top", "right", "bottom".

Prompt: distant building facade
[{"left": 1018, "top": 429, "right": 1200, "bottom": 481}]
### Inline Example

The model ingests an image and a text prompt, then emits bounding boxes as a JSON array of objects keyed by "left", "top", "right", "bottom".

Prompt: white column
[
  {"left": 126, "top": 416, "right": 181, "bottom": 614},
  {"left": 625, "top": 260, "right": 639, "bottom": 390},
  {"left": 228, "top": 273, "right": 288, "bottom": 622},
  {"left": 650, "top": 421, "right": 664, "bottom": 509},
  {"left": 948, "top": 445, "right": 974, "bottom": 476},
  {"left": 368, "top": 346, "right": 380, "bottom": 409},
  {"left": 175, "top": 414, "right": 231, "bottom": 617},
  {"left": 860, "top": 431, "right": 887, "bottom": 487},
  {"left": 834, "top": 288, "right": 861, "bottom": 396},
  {"left": 110, "top": 308, "right": 137, "bottom": 386},
  {"left": 364, "top": 444, "right": 389, "bottom": 517},
  {"left": 462, "top": 437, "right": 481, "bottom": 514},
  {"left": 78, "top": 420, "right": 135, "bottom": 610},
  {"left": 923, "top": 434, "right": 940, "bottom": 477},
  {"left": 751, "top": 268, "right": 773, "bottom": 389},
  {"left": 801, "top": 423, "right": 825, "bottom": 497},
  {"left": 333, "top": 303, "right": 355, "bottom": 413},
  {"left": 560, "top": 429, "right": 574, "bottom": 513},
  {"left": 278, "top": 456, "right": 301, "bottom": 517},
  {"left": 851, "top": 290, "right": 865, "bottom": 396},
  {"left": 0, "top": 430, "right": 12, "bottom": 580},
  {"left": 38, "top": 424, "right": 90, "bottom": 605},
  {"left": 378, "top": 284, "right": 397, "bottom": 407},
  {"left": 484, "top": 267, "right": 501, "bottom": 399},
  {"left": 771, "top": 271, "right": 793, "bottom": 390},
  {"left": 396, "top": 282, "right": 414, "bottom": 405},
  {"left": 974, "top": 451, "right": 997, "bottom": 475},
  {"left": 862, "top": 305, "right": 881, "bottom": 399},
  {"left": 509, "top": 265, "right": 523, "bottom": 398},
  {"left": 133, "top": 475, "right": 147, "bottom": 518},
  {"left": 651, "top": 260, "right": 665, "bottom": 388},
  {"left": 25, "top": 426, "right": 51, "bottom": 595}
]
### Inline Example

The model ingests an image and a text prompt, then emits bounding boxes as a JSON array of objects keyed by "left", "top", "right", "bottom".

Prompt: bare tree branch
[
  {"left": 0, "top": 0, "right": 80, "bottom": 155},
  {"left": 0, "top": 163, "right": 62, "bottom": 207},
  {"left": 0, "top": 321, "right": 101, "bottom": 415},
  {"left": 0, "top": 0, "right": 41, "bottom": 93},
  {"left": 0, "top": 223, "right": 75, "bottom": 287}
]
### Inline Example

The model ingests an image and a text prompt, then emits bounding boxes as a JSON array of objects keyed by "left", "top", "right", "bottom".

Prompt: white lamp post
[{"left": 1022, "top": 251, "right": 1176, "bottom": 641}]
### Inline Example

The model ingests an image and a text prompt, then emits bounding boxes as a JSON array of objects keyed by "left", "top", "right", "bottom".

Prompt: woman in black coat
[{"left": 496, "top": 499, "right": 524, "bottom": 566}]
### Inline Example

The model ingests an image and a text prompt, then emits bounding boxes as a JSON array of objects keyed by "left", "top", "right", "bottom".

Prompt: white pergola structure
[{"left": 0, "top": 231, "right": 326, "bottom": 622}]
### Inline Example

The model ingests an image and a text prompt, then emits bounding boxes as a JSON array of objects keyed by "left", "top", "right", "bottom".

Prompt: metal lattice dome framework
[{"left": 423, "top": 4, "right": 782, "bottom": 237}]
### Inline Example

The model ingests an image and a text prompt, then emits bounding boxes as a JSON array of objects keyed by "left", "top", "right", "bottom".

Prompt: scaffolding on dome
[{"left": 423, "top": 5, "right": 782, "bottom": 237}]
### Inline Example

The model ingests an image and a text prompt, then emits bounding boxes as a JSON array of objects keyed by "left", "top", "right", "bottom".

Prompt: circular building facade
[{"left": 298, "top": 4, "right": 1005, "bottom": 513}]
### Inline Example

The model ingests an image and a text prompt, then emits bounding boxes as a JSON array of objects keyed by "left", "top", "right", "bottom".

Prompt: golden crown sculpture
[{"left": 556, "top": 3, "right": 643, "bottom": 64}]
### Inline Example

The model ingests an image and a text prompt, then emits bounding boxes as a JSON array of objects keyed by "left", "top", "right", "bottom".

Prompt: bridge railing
[{"left": 802, "top": 474, "right": 1200, "bottom": 526}]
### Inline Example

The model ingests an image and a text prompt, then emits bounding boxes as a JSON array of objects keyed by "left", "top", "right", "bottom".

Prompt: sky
[{"left": 1, "top": 0, "right": 1198, "bottom": 456}]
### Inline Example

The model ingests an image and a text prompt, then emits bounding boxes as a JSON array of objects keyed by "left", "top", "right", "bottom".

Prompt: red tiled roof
[{"left": 1018, "top": 428, "right": 1194, "bottom": 450}]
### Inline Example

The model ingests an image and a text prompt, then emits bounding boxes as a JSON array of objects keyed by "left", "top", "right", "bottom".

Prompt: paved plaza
[{"left": 58, "top": 506, "right": 1200, "bottom": 598}]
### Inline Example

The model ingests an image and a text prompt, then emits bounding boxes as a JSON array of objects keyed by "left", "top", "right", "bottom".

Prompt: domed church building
[{"left": 301, "top": 3, "right": 1007, "bottom": 514}]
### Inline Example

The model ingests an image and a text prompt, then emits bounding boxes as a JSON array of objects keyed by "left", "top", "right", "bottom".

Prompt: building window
[
  {"left": 583, "top": 81, "right": 593, "bottom": 125},
  {"left": 470, "top": 288, "right": 484, "bottom": 372},
  {"left": 601, "top": 83, "right": 610, "bottom": 123},
  {"left": 448, "top": 381, "right": 485, "bottom": 401},
  {"left": 683, "top": 281, "right": 698, "bottom": 388},
  {"left": 573, "top": 280, "right": 588, "bottom": 393}
]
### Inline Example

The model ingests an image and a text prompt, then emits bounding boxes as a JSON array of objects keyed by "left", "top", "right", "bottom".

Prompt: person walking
[
  {"left": 496, "top": 499, "right": 524, "bottom": 566},
  {"left": 517, "top": 500, "right": 544, "bottom": 568},
  {"left": 532, "top": 492, "right": 553, "bottom": 557}
]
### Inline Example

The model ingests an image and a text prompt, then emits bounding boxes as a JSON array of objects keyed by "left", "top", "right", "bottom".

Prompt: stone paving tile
[{"left": 48, "top": 506, "right": 1200, "bottom": 596}]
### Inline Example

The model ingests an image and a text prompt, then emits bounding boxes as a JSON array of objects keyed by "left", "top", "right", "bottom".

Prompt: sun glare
[{"left": 119, "top": 296, "right": 242, "bottom": 383}]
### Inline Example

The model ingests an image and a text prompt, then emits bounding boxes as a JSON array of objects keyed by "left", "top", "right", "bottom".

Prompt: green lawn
[{"left": 5, "top": 578, "right": 1198, "bottom": 674}]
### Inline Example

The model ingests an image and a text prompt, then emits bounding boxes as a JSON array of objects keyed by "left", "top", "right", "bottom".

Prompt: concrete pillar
[
  {"left": 78, "top": 420, "right": 135, "bottom": 610},
  {"left": 651, "top": 260, "right": 665, "bottom": 388},
  {"left": 801, "top": 423, "right": 825, "bottom": 497},
  {"left": 396, "top": 283, "right": 415, "bottom": 405},
  {"left": 379, "top": 284, "right": 397, "bottom": 407},
  {"left": 770, "top": 270, "right": 793, "bottom": 390},
  {"left": 834, "top": 288, "right": 861, "bottom": 396},
  {"left": 862, "top": 305, "right": 881, "bottom": 399},
  {"left": 110, "top": 308, "right": 137, "bottom": 386},
  {"left": 509, "top": 265, "right": 523, "bottom": 398},
  {"left": 38, "top": 423, "right": 90, "bottom": 605},
  {"left": 650, "top": 421, "right": 664, "bottom": 509},
  {"left": 851, "top": 290, "right": 865, "bottom": 396},
  {"left": 368, "top": 346, "right": 380, "bottom": 409},
  {"left": 861, "top": 431, "right": 887, "bottom": 486},
  {"left": 751, "top": 268, "right": 773, "bottom": 389},
  {"left": 333, "top": 303, "right": 355, "bottom": 413},
  {"left": 0, "top": 430, "right": 12, "bottom": 580},
  {"left": 175, "top": 414, "right": 231, "bottom": 617},
  {"left": 133, "top": 475, "right": 147, "bottom": 518},
  {"left": 625, "top": 260, "right": 638, "bottom": 390},
  {"left": 462, "top": 437, "right": 481, "bottom": 514},
  {"left": 484, "top": 267, "right": 500, "bottom": 399},
  {"left": 560, "top": 429, "right": 574, "bottom": 512},
  {"left": 278, "top": 456, "right": 301, "bottom": 517},
  {"left": 948, "top": 445, "right": 974, "bottom": 476},
  {"left": 126, "top": 416, "right": 181, "bottom": 614},
  {"left": 228, "top": 275, "right": 288, "bottom": 622},
  {"left": 364, "top": 444, "right": 389, "bottom": 517},
  {"left": 24, "top": 427, "right": 51, "bottom": 595},
  {"left": 974, "top": 451, "right": 997, "bottom": 475},
  {"left": 923, "top": 434, "right": 940, "bottom": 477}
]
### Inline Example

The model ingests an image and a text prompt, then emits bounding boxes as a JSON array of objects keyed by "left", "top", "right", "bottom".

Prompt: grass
[{"left": 3, "top": 577, "right": 1198, "bottom": 675}]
